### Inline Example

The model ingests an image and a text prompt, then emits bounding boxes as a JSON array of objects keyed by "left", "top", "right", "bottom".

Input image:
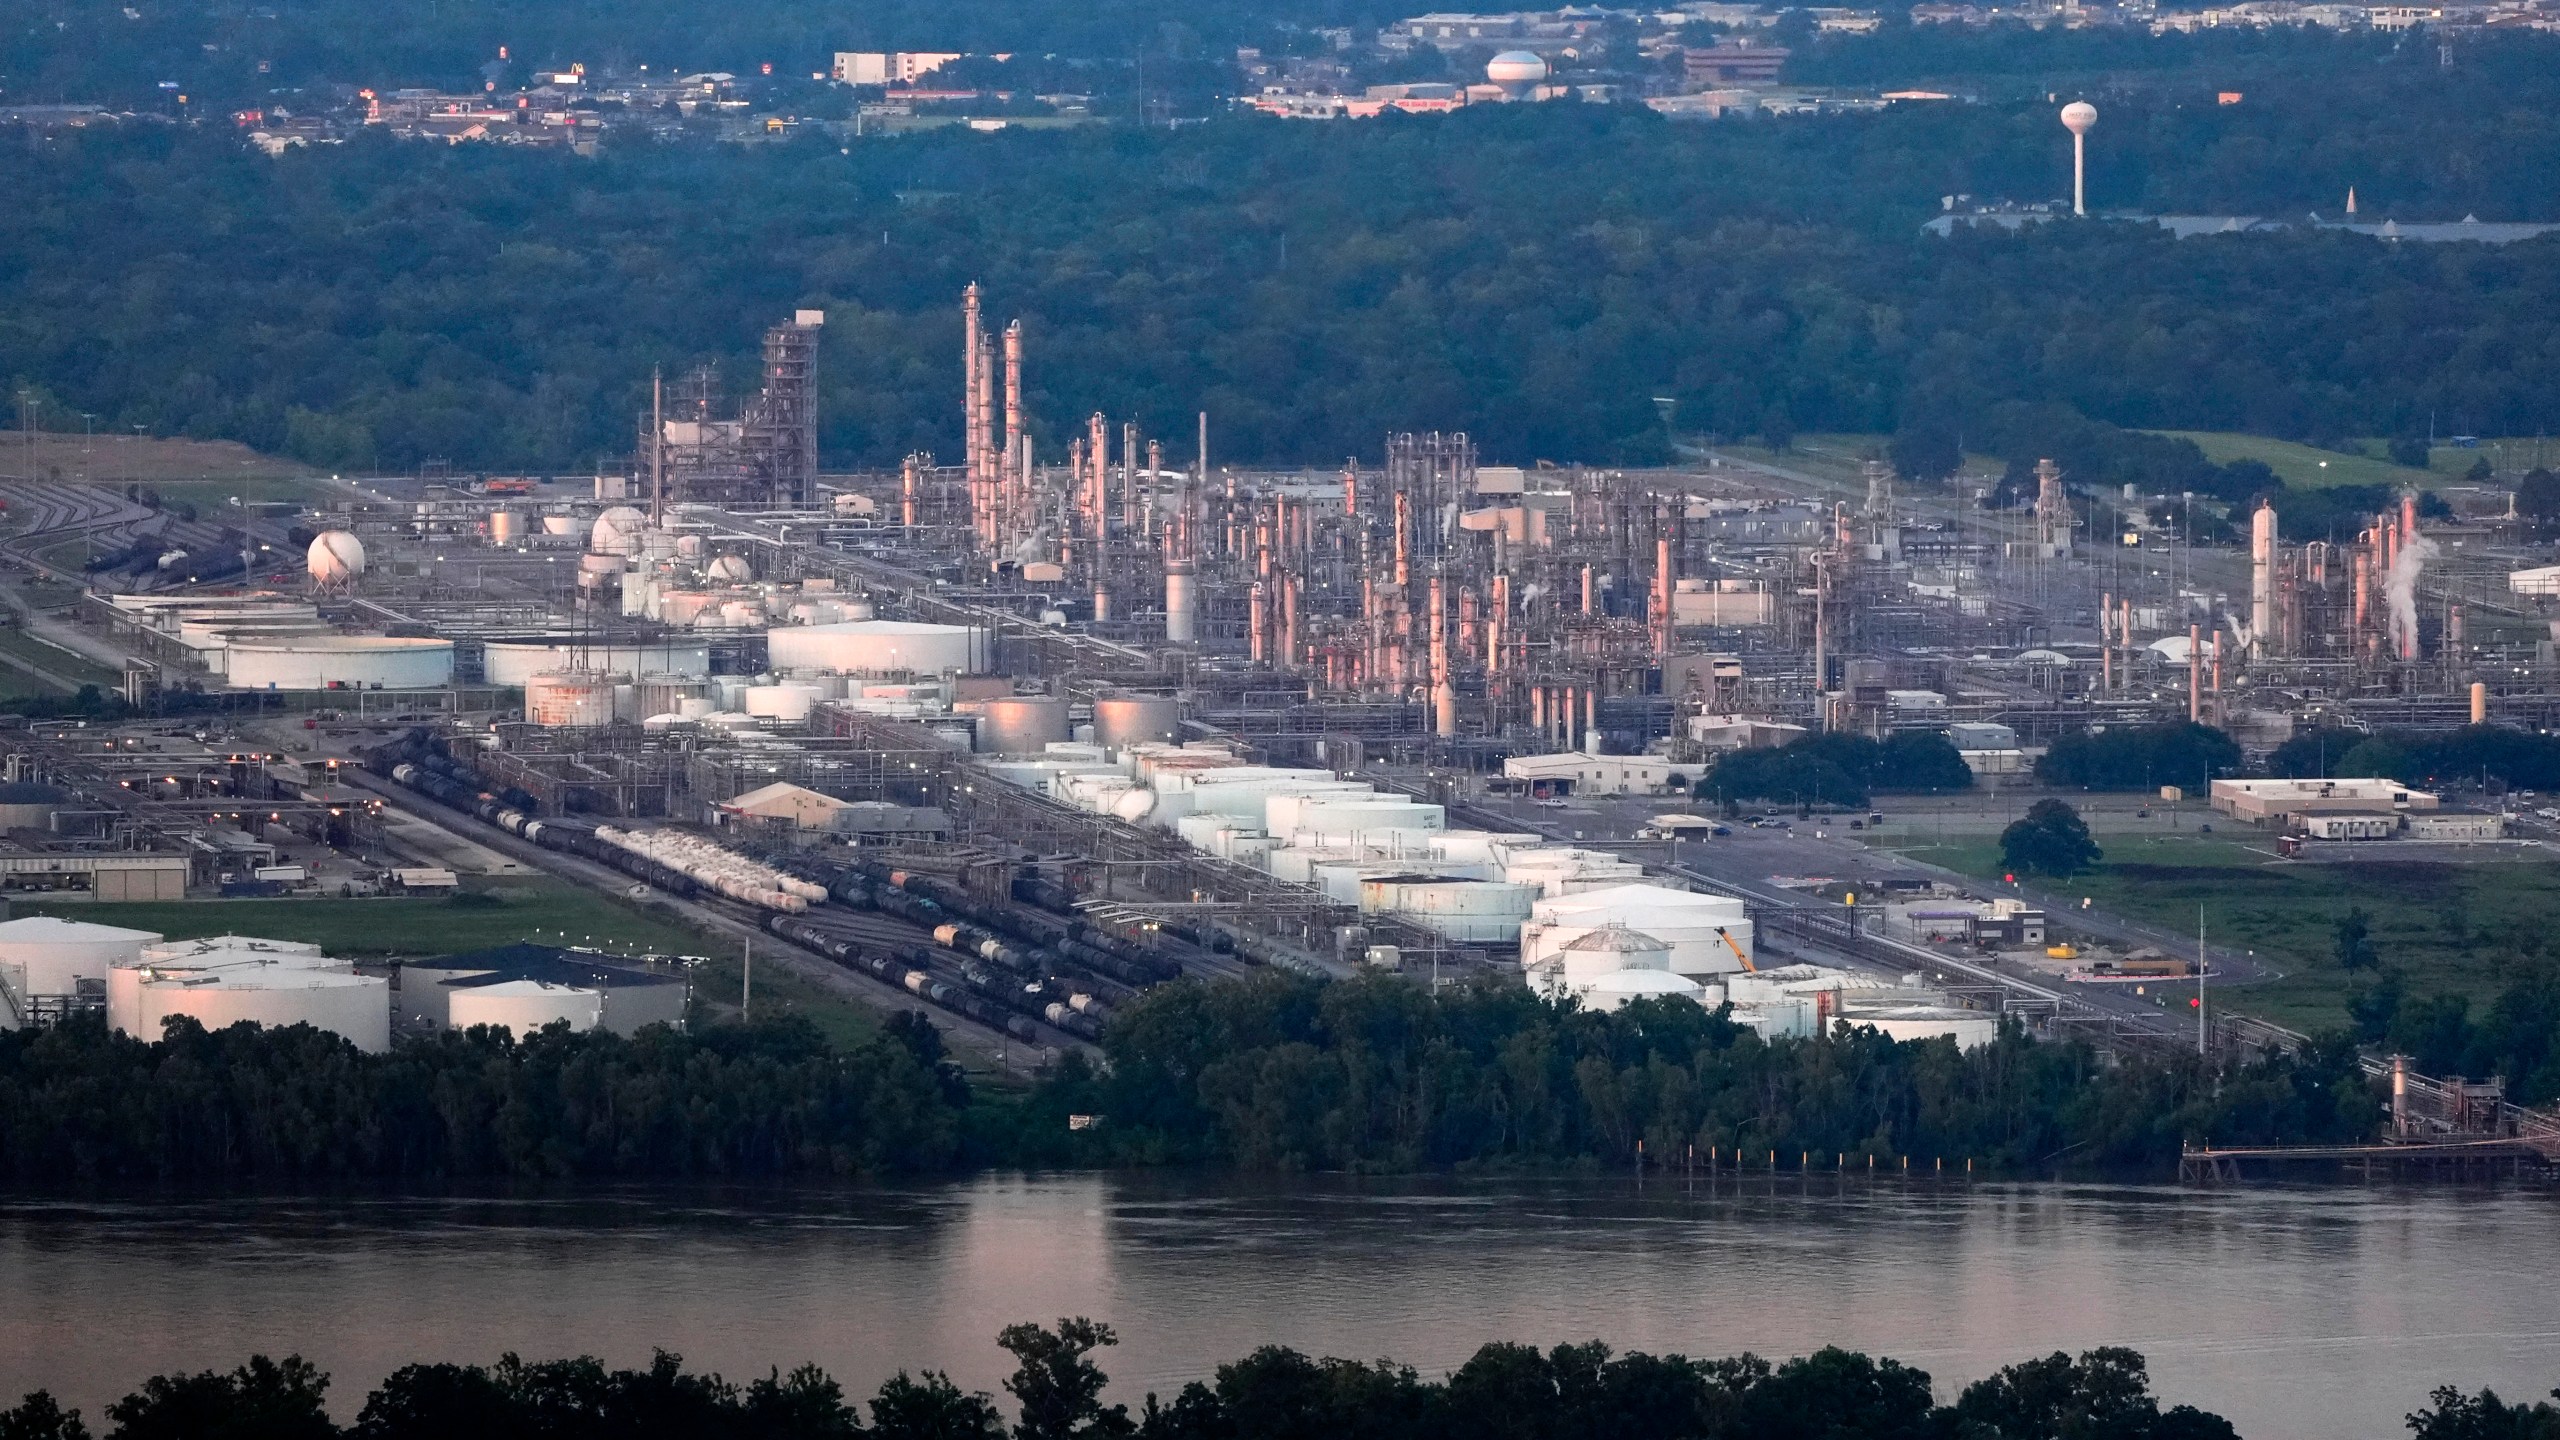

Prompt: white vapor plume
[{"left": 2387, "top": 531, "right": 2438, "bottom": 659}]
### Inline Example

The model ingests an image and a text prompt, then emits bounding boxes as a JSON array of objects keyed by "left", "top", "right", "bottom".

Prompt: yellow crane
[{"left": 1714, "top": 926, "right": 1756, "bottom": 974}]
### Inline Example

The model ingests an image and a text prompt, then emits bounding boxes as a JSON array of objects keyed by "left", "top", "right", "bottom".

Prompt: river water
[{"left": 2, "top": 1175, "right": 2554, "bottom": 1440}]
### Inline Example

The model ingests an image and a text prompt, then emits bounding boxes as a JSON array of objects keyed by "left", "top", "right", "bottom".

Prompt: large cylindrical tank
[
  {"left": 706, "top": 555, "right": 753, "bottom": 584},
  {"left": 718, "top": 601, "right": 764, "bottom": 629},
  {"left": 224, "top": 636, "right": 453, "bottom": 691},
  {"left": 448, "top": 980, "right": 604, "bottom": 1037},
  {"left": 578, "top": 552, "right": 624, "bottom": 589},
  {"left": 0, "top": 916, "right": 162, "bottom": 998},
  {"left": 540, "top": 512, "right": 576, "bottom": 536},
  {"left": 635, "top": 672, "right": 707, "bottom": 719},
  {"left": 1092, "top": 694, "right": 1185, "bottom": 749},
  {"left": 742, "top": 683, "right": 821, "bottom": 722},
  {"left": 489, "top": 510, "right": 521, "bottom": 546},
  {"left": 765, "top": 620, "right": 987, "bottom": 675},
  {"left": 677, "top": 696, "right": 716, "bottom": 720},
  {"left": 112, "top": 965, "right": 388, "bottom": 1053},
  {"left": 482, "top": 636, "right": 711, "bottom": 685},
  {"left": 977, "top": 696, "right": 1071, "bottom": 754},
  {"left": 525, "top": 671, "right": 619, "bottom": 728}
]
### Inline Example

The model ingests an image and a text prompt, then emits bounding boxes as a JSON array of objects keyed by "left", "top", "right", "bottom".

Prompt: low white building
[
  {"left": 1503, "top": 751, "right": 1696, "bottom": 797},
  {"left": 2212, "top": 777, "right": 2437, "bottom": 824}
]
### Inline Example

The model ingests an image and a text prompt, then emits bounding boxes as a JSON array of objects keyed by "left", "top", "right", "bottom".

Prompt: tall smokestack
[
  {"left": 963, "top": 284, "right": 982, "bottom": 497},
  {"left": 1430, "top": 568, "right": 1454, "bottom": 738},
  {"left": 901, "top": 453, "right": 918, "bottom": 530},
  {"left": 2189, "top": 624, "right": 2202, "bottom": 722},
  {"left": 2473, "top": 681, "right": 2489, "bottom": 725},
  {"left": 1248, "top": 581, "right": 1267, "bottom": 664},
  {"left": 2250, "top": 500, "right": 2276, "bottom": 658},
  {"left": 1653, "top": 532, "right": 1675, "bottom": 659},
  {"left": 1002, "top": 320, "right": 1024, "bottom": 515},
  {"left": 2101, "top": 591, "right": 2114, "bottom": 690}
]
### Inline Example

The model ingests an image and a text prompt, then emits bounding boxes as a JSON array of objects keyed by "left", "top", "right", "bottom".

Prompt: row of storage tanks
[
  {"left": 0, "top": 917, "right": 688, "bottom": 1050},
  {"left": 981, "top": 739, "right": 1746, "bottom": 956},
  {"left": 504, "top": 619, "right": 995, "bottom": 732}
]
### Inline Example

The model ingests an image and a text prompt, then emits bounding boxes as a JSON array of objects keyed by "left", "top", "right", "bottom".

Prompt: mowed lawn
[
  {"left": 1879, "top": 833, "right": 2560, "bottom": 1034},
  {"left": 2151, "top": 431, "right": 2433, "bottom": 491}
]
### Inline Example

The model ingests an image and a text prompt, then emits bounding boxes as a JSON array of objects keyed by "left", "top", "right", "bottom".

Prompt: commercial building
[
  {"left": 2211, "top": 777, "right": 2438, "bottom": 825},
  {"left": 1502, "top": 751, "right": 1697, "bottom": 796},
  {"left": 1683, "top": 39, "right": 1789, "bottom": 84}
]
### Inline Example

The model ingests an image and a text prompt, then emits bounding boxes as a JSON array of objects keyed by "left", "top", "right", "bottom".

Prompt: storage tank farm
[{"left": 148, "top": 282, "right": 2517, "bottom": 1063}]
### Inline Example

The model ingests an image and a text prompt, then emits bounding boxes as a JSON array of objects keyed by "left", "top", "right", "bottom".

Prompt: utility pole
[
  {"left": 742, "top": 935, "right": 753, "bottom": 1022},
  {"left": 2195, "top": 902, "right": 2207, "bottom": 1055}
]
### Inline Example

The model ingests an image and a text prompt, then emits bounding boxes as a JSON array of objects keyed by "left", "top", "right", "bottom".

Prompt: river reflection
[{"left": 1, "top": 1175, "right": 2554, "bottom": 1440}]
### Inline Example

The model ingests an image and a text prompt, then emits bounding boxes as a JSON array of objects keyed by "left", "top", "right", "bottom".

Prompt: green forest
[
  {"left": 4, "top": 32, "right": 2560, "bottom": 476},
  {"left": 0, "top": 972, "right": 2376, "bottom": 1181},
  {"left": 0, "top": 1327, "right": 2270, "bottom": 1440}
]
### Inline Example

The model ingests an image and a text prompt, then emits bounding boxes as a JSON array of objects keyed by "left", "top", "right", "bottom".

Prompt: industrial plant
[{"left": 0, "top": 283, "right": 2551, "bottom": 1063}]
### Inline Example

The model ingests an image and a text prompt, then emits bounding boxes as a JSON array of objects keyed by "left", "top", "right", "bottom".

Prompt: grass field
[
  {"left": 0, "top": 627, "right": 120, "bottom": 690},
  {"left": 2151, "top": 432, "right": 2433, "bottom": 491},
  {"left": 0, "top": 432, "right": 315, "bottom": 485},
  {"left": 1880, "top": 833, "right": 2560, "bottom": 1032},
  {"left": 16, "top": 877, "right": 879, "bottom": 1047}
]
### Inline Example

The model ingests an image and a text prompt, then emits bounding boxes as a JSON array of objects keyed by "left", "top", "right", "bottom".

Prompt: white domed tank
[
  {"left": 1488, "top": 50, "right": 1548, "bottom": 99},
  {"left": 306, "top": 531, "right": 366, "bottom": 588},
  {"left": 525, "top": 671, "right": 618, "bottom": 728},
  {"left": 706, "top": 554, "right": 753, "bottom": 584},
  {"left": 766, "top": 620, "right": 987, "bottom": 675},
  {"left": 978, "top": 696, "right": 1072, "bottom": 754},
  {"left": 718, "top": 600, "right": 764, "bottom": 629},
  {"left": 541, "top": 512, "right": 577, "bottom": 536},
  {"left": 590, "top": 505, "right": 649, "bottom": 556},
  {"left": 2060, "top": 99, "right": 2097, "bottom": 135},
  {"left": 1092, "top": 693, "right": 1184, "bottom": 749},
  {"left": 1563, "top": 924, "right": 1675, "bottom": 972},
  {"left": 675, "top": 533, "right": 705, "bottom": 560},
  {"left": 1581, "top": 968, "right": 1705, "bottom": 1014}
]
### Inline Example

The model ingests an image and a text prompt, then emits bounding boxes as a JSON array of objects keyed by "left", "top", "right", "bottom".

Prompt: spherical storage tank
[
  {"left": 1092, "top": 694, "right": 1184, "bottom": 749},
  {"left": 306, "top": 531, "right": 366, "bottom": 587},
  {"left": 976, "top": 696, "right": 1071, "bottom": 754},
  {"left": 765, "top": 620, "right": 989, "bottom": 675},
  {"left": 526, "top": 672, "right": 620, "bottom": 728},
  {"left": 224, "top": 636, "right": 453, "bottom": 691},
  {"left": 591, "top": 506, "right": 649, "bottom": 556},
  {"left": 706, "top": 555, "right": 753, "bottom": 584},
  {"left": 0, "top": 916, "right": 162, "bottom": 999}
]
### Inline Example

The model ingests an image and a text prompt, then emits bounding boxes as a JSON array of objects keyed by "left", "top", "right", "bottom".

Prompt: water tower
[
  {"left": 2060, "top": 101, "right": 2097, "bottom": 216},
  {"left": 1487, "top": 51, "right": 1549, "bottom": 101}
]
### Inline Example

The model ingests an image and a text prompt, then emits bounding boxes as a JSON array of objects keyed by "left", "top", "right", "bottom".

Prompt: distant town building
[
  {"left": 831, "top": 52, "right": 965, "bottom": 85},
  {"left": 1682, "top": 38, "right": 1790, "bottom": 85}
]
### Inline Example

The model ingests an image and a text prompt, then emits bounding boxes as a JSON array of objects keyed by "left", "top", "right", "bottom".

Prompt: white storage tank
[
  {"left": 525, "top": 671, "right": 620, "bottom": 728},
  {"left": 766, "top": 620, "right": 988, "bottom": 675},
  {"left": 1357, "top": 874, "right": 1538, "bottom": 943},
  {"left": 448, "top": 979, "right": 605, "bottom": 1037},
  {"left": 1581, "top": 968, "right": 1706, "bottom": 1013},
  {"left": 224, "top": 636, "right": 454, "bottom": 691},
  {"left": 0, "top": 916, "right": 163, "bottom": 1001},
  {"left": 977, "top": 696, "right": 1071, "bottom": 754},
  {"left": 483, "top": 636, "right": 711, "bottom": 685},
  {"left": 306, "top": 530, "right": 367, "bottom": 587},
  {"left": 540, "top": 512, "right": 576, "bottom": 536},
  {"left": 110, "top": 942, "right": 387, "bottom": 1053},
  {"left": 590, "top": 505, "right": 649, "bottom": 556},
  {"left": 742, "top": 684, "right": 821, "bottom": 722},
  {"left": 1093, "top": 694, "right": 1185, "bottom": 749},
  {"left": 635, "top": 673, "right": 707, "bottom": 718},
  {"left": 706, "top": 555, "right": 753, "bottom": 583}
]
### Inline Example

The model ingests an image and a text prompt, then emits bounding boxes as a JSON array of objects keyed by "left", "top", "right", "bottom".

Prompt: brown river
[{"left": 2, "top": 1175, "right": 2554, "bottom": 1439}]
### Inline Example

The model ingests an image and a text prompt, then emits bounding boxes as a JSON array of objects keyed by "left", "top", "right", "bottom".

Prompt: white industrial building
[
  {"left": 109, "top": 936, "right": 388, "bottom": 1052},
  {"left": 1503, "top": 750, "right": 1696, "bottom": 796},
  {"left": 2212, "top": 777, "right": 2438, "bottom": 824}
]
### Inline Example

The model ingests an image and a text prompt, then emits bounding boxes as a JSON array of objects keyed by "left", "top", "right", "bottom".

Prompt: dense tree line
[
  {"left": 2267, "top": 724, "right": 2560, "bottom": 792},
  {"left": 0, "top": 973, "right": 2376, "bottom": 1181},
  {"left": 0, "top": 1012, "right": 962, "bottom": 1182},
  {"left": 5, "top": 33, "right": 2560, "bottom": 476},
  {"left": 1699, "top": 732, "right": 1972, "bottom": 809},
  {"left": 2347, "top": 962, "right": 2560, "bottom": 1105},
  {"left": 2036, "top": 723, "right": 2241, "bottom": 792},
  {"left": 0, "top": 1320, "right": 2262, "bottom": 1440},
  {"left": 1020, "top": 972, "right": 2374, "bottom": 1172}
]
